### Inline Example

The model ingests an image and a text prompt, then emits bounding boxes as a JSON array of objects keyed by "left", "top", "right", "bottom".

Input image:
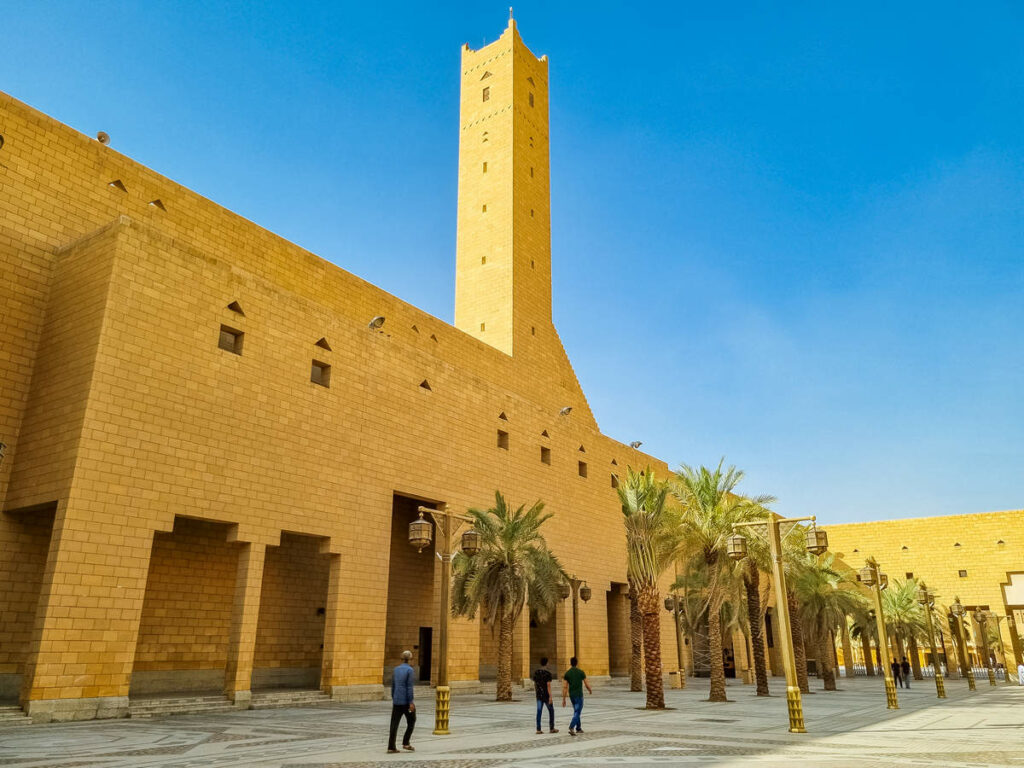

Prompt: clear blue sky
[{"left": 4, "top": 2, "right": 1022, "bottom": 523}]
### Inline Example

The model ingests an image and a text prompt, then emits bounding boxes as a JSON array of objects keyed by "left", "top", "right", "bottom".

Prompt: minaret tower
[{"left": 454, "top": 17, "right": 552, "bottom": 357}]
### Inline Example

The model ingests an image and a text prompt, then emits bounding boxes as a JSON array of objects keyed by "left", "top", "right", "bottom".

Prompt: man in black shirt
[{"left": 532, "top": 657, "right": 558, "bottom": 734}]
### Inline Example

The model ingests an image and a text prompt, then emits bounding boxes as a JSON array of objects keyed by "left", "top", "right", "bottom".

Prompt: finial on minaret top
[{"left": 508, "top": 7, "right": 515, "bottom": 28}]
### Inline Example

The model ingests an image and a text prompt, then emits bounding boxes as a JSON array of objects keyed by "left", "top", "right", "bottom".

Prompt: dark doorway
[{"left": 418, "top": 627, "right": 433, "bottom": 682}]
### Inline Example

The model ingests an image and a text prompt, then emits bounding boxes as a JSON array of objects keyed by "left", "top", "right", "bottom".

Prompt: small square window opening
[
  {"left": 958, "top": 569, "right": 968, "bottom": 578},
  {"left": 482, "top": 86, "right": 490, "bottom": 102},
  {"left": 497, "top": 430, "right": 509, "bottom": 450},
  {"left": 218, "top": 325, "right": 243, "bottom": 355},
  {"left": 311, "top": 360, "right": 331, "bottom": 387},
  {"left": 540, "top": 446, "right": 551, "bottom": 465},
  {"left": 578, "top": 461, "right": 588, "bottom": 478}
]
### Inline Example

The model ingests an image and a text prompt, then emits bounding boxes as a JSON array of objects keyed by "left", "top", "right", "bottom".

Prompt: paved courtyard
[{"left": 2, "top": 677, "right": 1022, "bottom": 768}]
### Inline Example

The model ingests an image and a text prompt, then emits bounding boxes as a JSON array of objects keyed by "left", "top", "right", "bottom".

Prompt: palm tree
[
  {"left": 881, "top": 578, "right": 926, "bottom": 675},
  {"left": 619, "top": 467, "right": 681, "bottom": 709},
  {"left": 734, "top": 509, "right": 774, "bottom": 696},
  {"left": 628, "top": 579, "right": 644, "bottom": 691},
  {"left": 451, "top": 492, "right": 566, "bottom": 701},
  {"left": 850, "top": 604, "right": 878, "bottom": 675},
  {"left": 673, "top": 461, "right": 772, "bottom": 703},
  {"left": 791, "top": 553, "right": 867, "bottom": 691}
]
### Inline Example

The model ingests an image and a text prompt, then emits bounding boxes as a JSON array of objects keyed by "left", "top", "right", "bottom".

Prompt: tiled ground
[{"left": 2, "top": 676, "right": 1023, "bottom": 767}]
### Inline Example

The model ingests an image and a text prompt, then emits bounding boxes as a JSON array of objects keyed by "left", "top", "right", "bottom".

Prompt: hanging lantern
[
  {"left": 879, "top": 573, "right": 889, "bottom": 591},
  {"left": 951, "top": 598, "right": 965, "bottom": 617},
  {"left": 916, "top": 587, "right": 929, "bottom": 605},
  {"left": 726, "top": 533, "right": 748, "bottom": 561},
  {"left": 805, "top": 527, "right": 828, "bottom": 556},
  {"left": 858, "top": 565, "right": 875, "bottom": 587},
  {"left": 408, "top": 512, "right": 433, "bottom": 553},
  {"left": 580, "top": 583, "right": 592, "bottom": 603},
  {"left": 664, "top": 596, "right": 675, "bottom": 612},
  {"left": 559, "top": 582, "right": 571, "bottom": 600},
  {"left": 460, "top": 527, "right": 481, "bottom": 557}
]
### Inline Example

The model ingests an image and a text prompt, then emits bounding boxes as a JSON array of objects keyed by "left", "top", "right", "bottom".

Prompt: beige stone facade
[{"left": 0, "top": 21, "right": 674, "bottom": 722}]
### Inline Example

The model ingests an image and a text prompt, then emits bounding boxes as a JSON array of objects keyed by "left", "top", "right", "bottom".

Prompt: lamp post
[
  {"left": 561, "top": 576, "right": 590, "bottom": 661},
  {"left": 949, "top": 598, "right": 976, "bottom": 691},
  {"left": 728, "top": 515, "right": 828, "bottom": 733},
  {"left": 664, "top": 594, "right": 686, "bottom": 689},
  {"left": 916, "top": 584, "right": 946, "bottom": 698},
  {"left": 409, "top": 505, "right": 480, "bottom": 735},
  {"left": 858, "top": 559, "right": 898, "bottom": 710},
  {"left": 974, "top": 610, "right": 998, "bottom": 687}
]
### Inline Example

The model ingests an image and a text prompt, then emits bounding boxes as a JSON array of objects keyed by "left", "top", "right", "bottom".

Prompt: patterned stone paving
[{"left": 0, "top": 677, "right": 1022, "bottom": 767}]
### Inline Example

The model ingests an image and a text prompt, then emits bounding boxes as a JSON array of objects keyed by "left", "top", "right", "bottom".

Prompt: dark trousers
[
  {"left": 388, "top": 704, "right": 415, "bottom": 749},
  {"left": 536, "top": 697, "right": 554, "bottom": 730}
]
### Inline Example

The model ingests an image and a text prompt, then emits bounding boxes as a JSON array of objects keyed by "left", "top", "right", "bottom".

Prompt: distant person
[
  {"left": 532, "top": 656, "right": 558, "bottom": 734},
  {"left": 1017, "top": 662, "right": 1024, "bottom": 686},
  {"left": 901, "top": 657, "right": 911, "bottom": 689},
  {"left": 387, "top": 650, "right": 416, "bottom": 754},
  {"left": 891, "top": 660, "right": 903, "bottom": 688},
  {"left": 562, "top": 656, "right": 593, "bottom": 736}
]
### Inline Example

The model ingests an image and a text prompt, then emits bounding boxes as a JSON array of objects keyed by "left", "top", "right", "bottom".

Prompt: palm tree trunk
[
  {"left": 892, "top": 630, "right": 905, "bottom": 663},
  {"left": 862, "top": 633, "right": 875, "bottom": 675},
  {"left": 818, "top": 631, "right": 837, "bottom": 691},
  {"left": 908, "top": 634, "right": 923, "bottom": 680},
  {"left": 787, "top": 590, "right": 810, "bottom": 693},
  {"left": 628, "top": 580, "right": 644, "bottom": 692},
  {"left": 744, "top": 567, "right": 769, "bottom": 696},
  {"left": 708, "top": 602, "right": 728, "bottom": 702},
  {"left": 496, "top": 611, "right": 514, "bottom": 701},
  {"left": 639, "top": 591, "right": 665, "bottom": 708}
]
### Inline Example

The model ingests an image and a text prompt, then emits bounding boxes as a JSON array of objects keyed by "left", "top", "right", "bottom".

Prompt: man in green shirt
[{"left": 561, "top": 656, "right": 593, "bottom": 735}]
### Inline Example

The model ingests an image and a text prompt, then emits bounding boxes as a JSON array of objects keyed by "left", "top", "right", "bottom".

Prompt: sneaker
[
  {"left": 549, "top": 728, "right": 559, "bottom": 733},
  {"left": 576, "top": 727, "right": 585, "bottom": 734},
  {"left": 568, "top": 728, "right": 576, "bottom": 736},
  {"left": 387, "top": 748, "right": 400, "bottom": 753},
  {"left": 402, "top": 745, "right": 415, "bottom": 751},
  {"left": 536, "top": 729, "right": 543, "bottom": 734}
]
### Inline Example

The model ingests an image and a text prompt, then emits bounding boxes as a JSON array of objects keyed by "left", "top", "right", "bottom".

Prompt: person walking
[
  {"left": 562, "top": 656, "right": 593, "bottom": 736},
  {"left": 532, "top": 656, "right": 558, "bottom": 734},
  {"left": 891, "top": 659, "right": 903, "bottom": 688},
  {"left": 387, "top": 650, "right": 416, "bottom": 754},
  {"left": 900, "top": 657, "right": 911, "bottom": 689},
  {"left": 1017, "top": 661, "right": 1024, "bottom": 686}
]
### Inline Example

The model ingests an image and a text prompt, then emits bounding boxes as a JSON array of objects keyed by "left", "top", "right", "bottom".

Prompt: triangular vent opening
[
  {"left": 527, "top": 76, "right": 535, "bottom": 85},
  {"left": 108, "top": 179, "right": 127, "bottom": 192},
  {"left": 411, "top": 324, "right": 419, "bottom": 333},
  {"left": 315, "top": 338, "right": 332, "bottom": 351},
  {"left": 419, "top": 380, "right": 432, "bottom": 391},
  {"left": 148, "top": 199, "right": 166, "bottom": 210},
  {"left": 541, "top": 430, "right": 549, "bottom": 438},
  {"left": 481, "top": 71, "right": 493, "bottom": 80},
  {"left": 227, "top": 301, "right": 245, "bottom": 316},
  {"left": 611, "top": 458, "right": 618, "bottom": 466},
  {"left": 578, "top": 445, "right": 586, "bottom": 453},
  {"left": 498, "top": 412, "right": 508, "bottom": 421},
  {"left": 430, "top": 333, "right": 438, "bottom": 342}
]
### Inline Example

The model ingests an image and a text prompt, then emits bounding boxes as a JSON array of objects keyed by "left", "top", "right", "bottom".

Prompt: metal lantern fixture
[
  {"left": 409, "top": 512, "right": 433, "bottom": 552},
  {"left": 879, "top": 573, "right": 889, "bottom": 591},
  {"left": 460, "top": 528, "right": 481, "bottom": 556},
  {"left": 559, "top": 582, "right": 571, "bottom": 601},
  {"left": 805, "top": 526, "right": 828, "bottom": 556},
  {"left": 916, "top": 587, "right": 929, "bottom": 605},
  {"left": 951, "top": 598, "right": 965, "bottom": 617},
  {"left": 665, "top": 596, "right": 675, "bottom": 612},
  {"left": 858, "top": 565, "right": 875, "bottom": 587},
  {"left": 726, "top": 533, "right": 748, "bottom": 561},
  {"left": 579, "top": 583, "right": 592, "bottom": 603}
]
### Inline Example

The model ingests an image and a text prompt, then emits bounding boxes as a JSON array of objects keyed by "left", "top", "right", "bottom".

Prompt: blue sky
[{"left": 4, "top": 2, "right": 1022, "bottom": 523}]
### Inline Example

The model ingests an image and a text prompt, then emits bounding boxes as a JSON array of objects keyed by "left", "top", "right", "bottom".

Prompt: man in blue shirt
[{"left": 388, "top": 650, "right": 416, "bottom": 753}]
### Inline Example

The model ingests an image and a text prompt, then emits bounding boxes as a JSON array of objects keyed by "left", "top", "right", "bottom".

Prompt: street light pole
[
  {"left": 916, "top": 584, "right": 946, "bottom": 699},
  {"left": 410, "top": 505, "right": 480, "bottom": 735},
  {"left": 729, "top": 513, "right": 828, "bottom": 733},
  {"left": 949, "top": 598, "right": 976, "bottom": 691},
  {"left": 561, "top": 576, "right": 591, "bottom": 661},
  {"left": 664, "top": 593, "right": 686, "bottom": 689},
  {"left": 859, "top": 559, "right": 898, "bottom": 710}
]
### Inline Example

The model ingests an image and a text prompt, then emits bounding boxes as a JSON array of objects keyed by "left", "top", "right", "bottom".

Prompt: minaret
[{"left": 454, "top": 18, "right": 551, "bottom": 357}]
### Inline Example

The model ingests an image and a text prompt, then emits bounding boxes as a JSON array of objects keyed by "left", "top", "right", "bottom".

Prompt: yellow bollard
[{"left": 433, "top": 685, "right": 450, "bottom": 735}]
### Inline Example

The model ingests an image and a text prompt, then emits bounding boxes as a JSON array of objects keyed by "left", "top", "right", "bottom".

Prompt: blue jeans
[
  {"left": 569, "top": 695, "right": 583, "bottom": 731},
  {"left": 536, "top": 697, "right": 554, "bottom": 730}
]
